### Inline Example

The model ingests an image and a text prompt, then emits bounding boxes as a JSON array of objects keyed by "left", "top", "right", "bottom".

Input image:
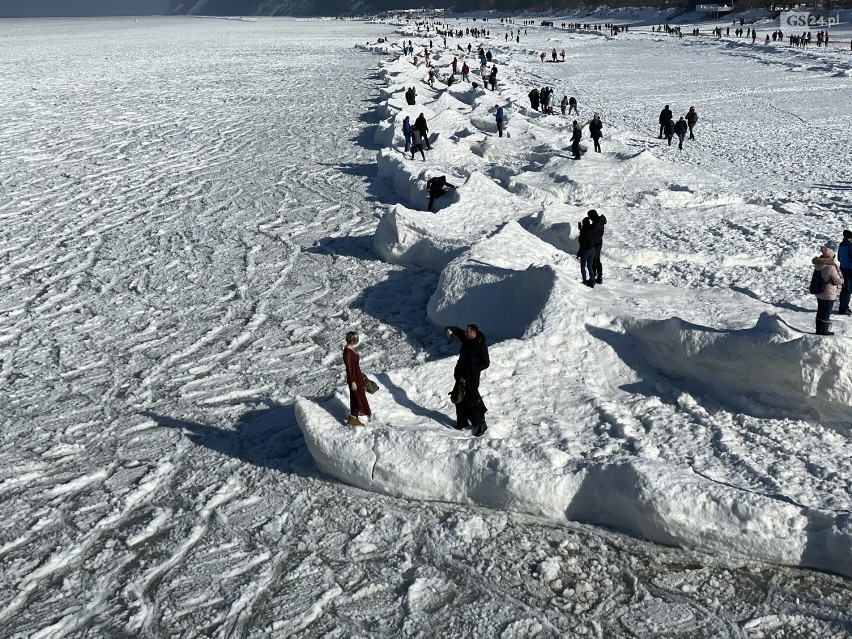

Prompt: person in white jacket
[{"left": 812, "top": 245, "right": 844, "bottom": 335}]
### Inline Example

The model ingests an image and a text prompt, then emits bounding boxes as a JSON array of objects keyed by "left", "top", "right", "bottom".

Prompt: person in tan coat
[{"left": 812, "top": 246, "right": 844, "bottom": 335}]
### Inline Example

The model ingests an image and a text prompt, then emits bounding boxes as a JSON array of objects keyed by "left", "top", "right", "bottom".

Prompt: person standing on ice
[
  {"left": 529, "top": 88, "right": 541, "bottom": 111},
  {"left": 488, "top": 65, "right": 498, "bottom": 90},
  {"left": 445, "top": 324, "right": 490, "bottom": 437},
  {"left": 410, "top": 128, "right": 426, "bottom": 161},
  {"left": 461, "top": 61, "right": 470, "bottom": 81},
  {"left": 836, "top": 230, "right": 852, "bottom": 315},
  {"left": 570, "top": 120, "right": 582, "bottom": 159},
  {"left": 414, "top": 113, "right": 431, "bottom": 150},
  {"left": 813, "top": 246, "right": 844, "bottom": 335},
  {"left": 663, "top": 117, "right": 675, "bottom": 146},
  {"left": 576, "top": 217, "right": 597, "bottom": 287},
  {"left": 568, "top": 96, "right": 579, "bottom": 115},
  {"left": 402, "top": 115, "right": 412, "bottom": 153},
  {"left": 588, "top": 113, "right": 603, "bottom": 152},
  {"left": 686, "top": 106, "right": 698, "bottom": 140},
  {"left": 560, "top": 95, "right": 568, "bottom": 115},
  {"left": 343, "top": 331, "right": 371, "bottom": 426},
  {"left": 658, "top": 104, "right": 673, "bottom": 138},
  {"left": 494, "top": 103, "right": 505, "bottom": 137},
  {"left": 673, "top": 116, "right": 688, "bottom": 149},
  {"left": 588, "top": 209, "right": 607, "bottom": 284}
]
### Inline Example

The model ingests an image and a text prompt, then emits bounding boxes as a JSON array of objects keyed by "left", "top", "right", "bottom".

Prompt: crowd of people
[{"left": 349, "top": 15, "right": 849, "bottom": 435}]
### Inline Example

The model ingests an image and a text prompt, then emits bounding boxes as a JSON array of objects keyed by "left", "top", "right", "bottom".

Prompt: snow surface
[{"left": 2, "top": 13, "right": 852, "bottom": 638}]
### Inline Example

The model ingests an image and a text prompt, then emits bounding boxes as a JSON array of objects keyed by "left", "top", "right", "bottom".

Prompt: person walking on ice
[
  {"left": 686, "top": 106, "right": 698, "bottom": 139},
  {"left": 343, "top": 331, "right": 371, "bottom": 426},
  {"left": 673, "top": 116, "right": 688, "bottom": 150},
  {"left": 446, "top": 324, "right": 490, "bottom": 436},
  {"left": 658, "top": 104, "right": 673, "bottom": 139}
]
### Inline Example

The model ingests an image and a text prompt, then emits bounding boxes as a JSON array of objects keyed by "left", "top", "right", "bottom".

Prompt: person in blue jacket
[
  {"left": 402, "top": 115, "right": 411, "bottom": 153},
  {"left": 494, "top": 104, "right": 505, "bottom": 137},
  {"left": 838, "top": 229, "right": 852, "bottom": 315}
]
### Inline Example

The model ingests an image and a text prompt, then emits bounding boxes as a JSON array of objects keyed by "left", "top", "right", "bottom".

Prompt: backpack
[{"left": 809, "top": 269, "right": 826, "bottom": 295}]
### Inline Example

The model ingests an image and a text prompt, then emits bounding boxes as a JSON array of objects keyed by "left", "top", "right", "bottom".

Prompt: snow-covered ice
[{"left": 1, "top": 12, "right": 851, "bottom": 638}]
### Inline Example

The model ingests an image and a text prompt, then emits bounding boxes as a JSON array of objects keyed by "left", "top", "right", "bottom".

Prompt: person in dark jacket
[
  {"left": 570, "top": 120, "right": 582, "bottom": 159},
  {"left": 426, "top": 175, "right": 455, "bottom": 211},
  {"left": 837, "top": 230, "right": 852, "bottom": 315},
  {"left": 528, "top": 88, "right": 540, "bottom": 111},
  {"left": 588, "top": 114, "right": 603, "bottom": 152},
  {"left": 686, "top": 106, "right": 698, "bottom": 139},
  {"left": 445, "top": 324, "right": 490, "bottom": 436},
  {"left": 813, "top": 246, "right": 844, "bottom": 335},
  {"left": 414, "top": 113, "right": 431, "bottom": 150},
  {"left": 576, "top": 216, "right": 596, "bottom": 287},
  {"left": 588, "top": 209, "right": 606, "bottom": 284},
  {"left": 659, "top": 104, "right": 673, "bottom": 138},
  {"left": 663, "top": 118, "right": 675, "bottom": 145},
  {"left": 673, "top": 116, "right": 688, "bottom": 149},
  {"left": 405, "top": 87, "right": 416, "bottom": 105},
  {"left": 402, "top": 115, "right": 412, "bottom": 153},
  {"left": 568, "top": 96, "right": 578, "bottom": 115}
]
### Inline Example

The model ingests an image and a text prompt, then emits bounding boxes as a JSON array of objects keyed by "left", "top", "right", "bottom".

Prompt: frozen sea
[{"left": 1, "top": 14, "right": 851, "bottom": 638}]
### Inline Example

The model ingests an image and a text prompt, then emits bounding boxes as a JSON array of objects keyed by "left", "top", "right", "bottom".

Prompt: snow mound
[
  {"left": 618, "top": 312, "right": 852, "bottom": 429},
  {"left": 296, "top": 397, "right": 852, "bottom": 577},
  {"left": 372, "top": 172, "right": 535, "bottom": 269},
  {"left": 427, "top": 223, "right": 558, "bottom": 341}
]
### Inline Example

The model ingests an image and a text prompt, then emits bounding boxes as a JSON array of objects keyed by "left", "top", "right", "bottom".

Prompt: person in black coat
[
  {"left": 426, "top": 175, "right": 456, "bottom": 211},
  {"left": 588, "top": 114, "right": 603, "bottom": 152},
  {"left": 414, "top": 113, "right": 432, "bottom": 150},
  {"left": 658, "top": 104, "right": 673, "bottom": 138},
  {"left": 528, "top": 88, "right": 540, "bottom": 111},
  {"left": 588, "top": 209, "right": 607, "bottom": 284},
  {"left": 445, "top": 324, "right": 490, "bottom": 436},
  {"left": 663, "top": 118, "right": 675, "bottom": 145},
  {"left": 576, "top": 217, "right": 596, "bottom": 287},
  {"left": 570, "top": 120, "right": 582, "bottom": 159}
]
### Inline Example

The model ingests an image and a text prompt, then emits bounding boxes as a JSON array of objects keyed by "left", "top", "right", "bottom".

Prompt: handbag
[
  {"left": 362, "top": 374, "right": 379, "bottom": 394},
  {"left": 449, "top": 378, "right": 466, "bottom": 404}
]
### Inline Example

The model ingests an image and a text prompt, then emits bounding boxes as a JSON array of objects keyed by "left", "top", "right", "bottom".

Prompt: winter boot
[
  {"left": 823, "top": 321, "right": 835, "bottom": 336},
  {"left": 346, "top": 416, "right": 364, "bottom": 426},
  {"left": 474, "top": 421, "right": 488, "bottom": 437},
  {"left": 816, "top": 319, "right": 823, "bottom": 335}
]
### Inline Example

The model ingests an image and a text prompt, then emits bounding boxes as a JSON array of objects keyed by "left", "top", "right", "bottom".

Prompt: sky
[{"left": 0, "top": 0, "right": 170, "bottom": 17}]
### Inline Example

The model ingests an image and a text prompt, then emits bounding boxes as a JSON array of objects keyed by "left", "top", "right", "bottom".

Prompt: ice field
[{"left": 1, "top": 13, "right": 852, "bottom": 638}]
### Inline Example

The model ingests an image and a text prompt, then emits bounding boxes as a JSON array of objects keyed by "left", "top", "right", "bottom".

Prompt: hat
[
  {"left": 844, "top": 229, "right": 852, "bottom": 240},
  {"left": 495, "top": 104, "right": 500, "bottom": 108},
  {"left": 820, "top": 245, "right": 836, "bottom": 258}
]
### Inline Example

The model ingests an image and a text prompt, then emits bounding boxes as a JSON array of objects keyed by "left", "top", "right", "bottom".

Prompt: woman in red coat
[{"left": 343, "top": 331, "right": 371, "bottom": 426}]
